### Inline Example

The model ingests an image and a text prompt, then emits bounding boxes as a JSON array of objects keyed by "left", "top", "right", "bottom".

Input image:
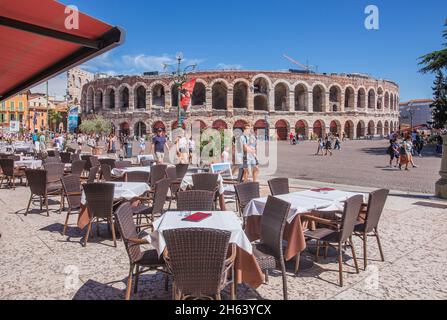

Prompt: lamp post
[{"left": 163, "top": 52, "right": 197, "bottom": 129}]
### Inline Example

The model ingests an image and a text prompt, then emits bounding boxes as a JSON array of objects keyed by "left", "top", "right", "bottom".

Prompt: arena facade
[{"left": 80, "top": 70, "right": 400, "bottom": 140}]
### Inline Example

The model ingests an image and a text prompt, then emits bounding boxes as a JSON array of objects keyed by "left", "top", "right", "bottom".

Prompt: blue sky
[{"left": 36, "top": 0, "right": 447, "bottom": 101}]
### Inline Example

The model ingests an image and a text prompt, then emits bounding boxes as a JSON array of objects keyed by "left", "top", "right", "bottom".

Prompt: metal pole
[
  {"left": 177, "top": 57, "right": 182, "bottom": 129},
  {"left": 46, "top": 81, "right": 49, "bottom": 131}
]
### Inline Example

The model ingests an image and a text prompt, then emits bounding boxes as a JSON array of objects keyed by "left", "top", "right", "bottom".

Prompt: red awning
[{"left": 0, "top": 0, "right": 125, "bottom": 101}]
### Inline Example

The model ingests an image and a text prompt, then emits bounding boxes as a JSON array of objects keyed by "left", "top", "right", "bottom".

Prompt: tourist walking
[
  {"left": 315, "top": 138, "right": 324, "bottom": 156},
  {"left": 399, "top": 136, "right": 412, "bottom": 171},
  {"left": 188, "top": 136, "right": 195, "bottom": 164},
  {"left": 334, "top": 135, "right": 341, "bottom": 150},
  {"left": 107, "top": 133, "right": 117, "bottom": 154},
  {"left": 138, "top": 136, "right": 146, "bottom": 155},
  {"left": 241, "top": 124, "right": 259, "bottom": 182},
  {"left": 324, "top": 136, "right": 333, "bottom": 156},
  {"left": 388, "top": 139, "right": 400, "bottom": 167},
  {"left": 415, "top": 132, "right": 424, "bottom": 157},
  {"left": 175, "top": 130, "right": 189, "bottom": 164},
  {"left": 152, "top": 128, "right": 169, "bottom": 164}
]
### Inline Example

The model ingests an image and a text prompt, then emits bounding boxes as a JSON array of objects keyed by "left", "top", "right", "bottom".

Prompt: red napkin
[
  {"left": 182, "top": 212, "right": 212, "bottom": 222},
  {"left": 311, "top": 188, "right": 336, "bottom": 192}
]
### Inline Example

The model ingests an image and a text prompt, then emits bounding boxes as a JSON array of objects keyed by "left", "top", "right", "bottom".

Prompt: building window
[
  {"left": 19, "top": 114, "right": 23, "bottom": 123},
  {"left": 1, "top": 102, "right": 5, "bottom": 111},
  {"left": 10, "top": 113, "right": 16, "bottom": 121},
  {"left": 0, "top": 114, "right": 5, "bottom": 123},
  {"left": 10, "top": 102, "right": 14, "bottom": 111},
  {"left": 19, "top": 102, "right": 23, "bottom": 111}
]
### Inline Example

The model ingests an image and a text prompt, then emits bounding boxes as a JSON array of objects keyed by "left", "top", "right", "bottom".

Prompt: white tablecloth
[
  {"left": 112, "top": 166, "right": 151, "bottom": 177},
  {"left": 15, "top": 160, "right": 42, "bottom": 169},
  {"left": 81, "top": 182, "right": 150, "bottom": 204},
  {"left": 150, "top": 211, "right": 252, "bottom": 257},
  {"left": 243, "top": 190, "right": 365, "bottom": 224},
  {"left": 137, "top": 154, "right": 154, "bottom": 163},
  {"left": 180, "top": 173, "right": 232, "bottom": 195}
]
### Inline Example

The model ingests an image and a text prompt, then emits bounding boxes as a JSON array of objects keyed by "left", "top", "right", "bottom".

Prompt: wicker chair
[
  {"left": 81, "top": 155, "right": 92, "bottom": 170},
  {"left": 0, "top": 158, "right": 25, "bottom": 189},
  {"left": 47, "top": 150, "right": 59, "bottom": 157},
  {"left": 132, "top": 178, "right": 170, "bottom": 226},
  {"left": 71, "top": 160, "right": 86, "bottom": 176},
  {"left": 165, "top": 167, "right": 181, "bottom": 209},
  {"left": 268, "top": 178, "right": 289, "bottom": 196},
  {"left": 353, "top": 189, "right": 389, "bottom": 270},
  {"left": 70, "top": 153, "right": 80, "bottom": 162},
  {"left": 60, "top": 175, "right": 82, "bottom": 235},
  {"left": 83, "top": 183, "right": 117, "bottom": 247},
  {"left": 175, "top": 164, "right": 189, "bottom": 180},
  {"left": 234, "top": 182, "right": 260, "bottom": 217},
  {"left": 60, "top": 152, "right": 72, "bottom": 164},
  {"left": 150, "top": 164, "right": 168, "bottom": 187},
  {"left": 115, "top": 160, "right": 132, "bottom": 169},
  {"left": 176, "top": 190, "right": 215, "bottom": 211},
  {"left": 126, "top": 171, "right": 150, "bottom": 184},
  {"left": 99, "top": 158, "right": 116, "bottom": 169},
  {"left": 114, "top": 202, "right": 167, "bottom": 300},
  {"left": 44, "top": 163, "right": 65, "bottom": 209},
  {"left": 88, "top": 156, "right": 100, "bottom": 169},
  {"left": 82, "top": 165, "right": 100, "bottom": 184},
  {"left": 163, "top": 228, "right": 236, "bottom": 300},
  {"left": 141, "top": 159, "right": 155, "bottom": 167},
  {"left": 25, "top": 169, "right": 62, "bottom": 216},
  {"left": 44, "top": 156, "right": 62, "bottom": 164},
  {"left": 191, "top": 173, "right": 219, "bottom": 192},
  {"left": 253, "top": 196, "right": 291, "bottom": 300},
  {"left": 303, "top": 195, "right": 363, "bottom": 287}
]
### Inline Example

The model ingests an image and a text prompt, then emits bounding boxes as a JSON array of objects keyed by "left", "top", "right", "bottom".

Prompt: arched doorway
[
  {"left": 295, "top": 84, "right": 308, "bottom": 111},
  {"left": 384, "top": 121, "right": 390, "bottom": 136},
  {"left": 274, "top": 83, "right": 289, "bottom": 111},
  {"left": 192, "top": 82, "right": 206, "bottom": 106},
  {"left": 135, "top": 86, "right": 146, "bottom": 109},
  {"left": 212, "top": 120, "right": 228, "bottom": 131},
  {"left": 106, "top": 88, "right": 115, "bottom": 109},
  {"left": 295, "top": 120, "right": 308, "bottom": 139},
  {"left": 357, "top": 88, "right": 366, "bottom": 109},
  {"left": 233, "top": 82, "right": 248, "bottom": 109},
  {"left": 134, "top": 122, "right": 147, "bottom": 138},
  {"left": 95, "top": 90, "right": 103, "bottom": 110},
  {"left": 313, "top": 120, "right": 324, "bottom": 138},
  {"left": 345, "top": 87, "right": 355, "bottom": 110},
  {"left": 368, "top": 121, "right": 375, "bottom": 136},
  {"left": 152, "top": 84, "right": 166, "bottom": 107},
  {"left": 152, "top": 121, "right": 166, "bottom": 133},
  {"left": 119, "top": 122, "right": 130, "bottom": 137},
  {"left": 233, "top": 119, "right": 248, "bottom": 132},
  {"left": 357, "top": 121, "right": 365, "bottom": 138},
  {"left": 377, "top": 121, "right": 383, "bottom": 136},
  {"left": 120, "top": 87, "right": 129, "bottom": 109},
  {"left": 253, "top": 77, "right": 269, "bottom": 111},
  {"left": 212, "top": 82, "right": 228, "bottom": 110},
  {"left": 275, "top": 120, "right": 289, "bottom": 141},
  {"left": 329, "top": 86, "right": 341, "bottom": 112},
  {"left": 313, "top": 85, "right": 325, "bottom": 112},
  {"left": 344, "top": 121, "right": 354, "bottom": 139},
  {"left": 254, "top": 119, "right": 268, "bottom": 135},
  {"left": 330, "top": 120, "right": 340, "bottom": 136}
]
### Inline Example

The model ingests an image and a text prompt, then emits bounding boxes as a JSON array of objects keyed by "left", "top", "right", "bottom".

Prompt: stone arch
[
  {"left": 384, "top": 92, "right": 390, "bottom": 109},
  {"left": 253, "top": 75, "right": 270, "bottom": 111},
  {"left": 192, "top": 80, "right": 206, "bottom": 106},
  {"left": 377, "top": 121, "right": 383, "bottom": 136},
  {"left": 105, "top": 87, "right": 116, "bottom": 109},
  {"left": 368, "top": 120, "right": 375, "bottom": 136},
  {"left": 368, "top": 89, "right": 376, "bottom": 109},
  {"left": 274, "top": 82, "right": 289, "bottom": 111},
  {"left": 377, "top": 87, "right": 384, "bottom": 109},
  {"left": 212, "top": 119, "right": 228, "bottom": 131},
  {"left": 357, "top": 120, "right": 366, "bottom": 138},
  {"left": 294, "top": 82, "right": 309, "bottom": 111},
  {"left": 118, "top": 85, "right": 130, "bottom": 109},
  {"left": 134, "top": 121, "right": 147, "bottom": 138},
  {"left": 357, "top": 87, "right": 366, "bottom": 109},
  {"left": 233, "top": 81, "right": 248, "bottom": 109},
  {"left": 295, "top": 120, "right": 309, "bottom": 139},
  {"left": 254, "top": 119, "right": 268, "bottom": 135},
  {"left": 344, "top": 86, "right": 355, "bottom": 110},
  {"left": 275, "top": 119, "right": 289, "bottom": 140},
  {"left": 330, "top": 120, "right": 341, "bottom": 135},
  {"left": 151, "top": 82, "right": 166, "bottom": 107},
  {"left": 312, "top": 120, "right": 325, "bottom": 138},
  {"left": 81, "top": 92, "right": 87, "bottom": 113},
  {"left": 119, "top": 122, "right": 130, "bottom": 137},
  {"left": 344, "top": 120, "right": 354, "bottom": 139},
  {"left": 171, "top": 120, "right": 186, "bottom": 130},
  {"left": 312, "top": 84, "right": 326, "bottom": 113},
  {"left": 329, "top": 84, "right": 342, "bottom": 112},
  {"left": 233, "top": 119, "right": 249, "bottom": 131},
  {"left": 152, "top": 121, "right": 166, "bottom": 133},
  {"left": 390, "top": 121, "right": 394, "bottom": 133},
  {"left": 390, "top": 94, "right": 394, "bottom": 111},
  {"left": 87, "top": 86, "right": 94, "bottom": 112},
  {"left": 171, "top": 83, "right": 179, "bottom": 107},
  {"left": 94, "top": 89, "right": 103, "bottom": 110},
  {"left": 134, "top": 84, "right": 147, "bottom": 109},
  {"left": 384, "top": 121, "right": 390, "bottom": 136},
  {"left": 212, "top": 81, "right": 228, "bottom": 110}
]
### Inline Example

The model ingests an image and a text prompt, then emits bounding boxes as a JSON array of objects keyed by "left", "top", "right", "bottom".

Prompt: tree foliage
[
  {"left": 79, "top": 116, "right": 112, "bottom": 135},
  {"left": 430, "top": 71, "right": 447, "bottom": 129}
]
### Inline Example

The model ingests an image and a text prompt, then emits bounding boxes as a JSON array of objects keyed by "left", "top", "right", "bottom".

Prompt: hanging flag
[{"left": 180, "top": 78, "right": 196, "bottom": 110}]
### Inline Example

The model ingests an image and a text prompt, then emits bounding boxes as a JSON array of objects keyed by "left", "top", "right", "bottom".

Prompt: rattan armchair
[
  {"left": 71, "top": 160, "right": 86, "bottom": 176},
  {"left": 114, "top": 202, "right": 168, "bottom": 300},
  {"left": 303, "top": 195, "right": 363, "bottom": 287},
  {"left": 163, "top": 228, "right": 236, "bottom": 300},
  {"left": 353, "top": 189, "right": 389, "bottom": 270},
  {"left": 176, "top": 190, "right": 215, "bottom": 211},
  {"left": 234, "top": 182, "right": 260, "bottom": 217},
  {"left": 268, "top": 178, "right": 289, "bottom": 196},
  {"left": 0, "top": 158, "right": 25, "bottom": 189},
  {"left": 253, "top": 196, "right": 291, "bottom": 300},
  {"left": 25, "top": 169, "right": 62, "bottom": 216},
  {"left": 60, "top": 152, "right": 72, "bottom": 164},
  {"left": 60, "top": 175, "right": 82, "bottom": 235},
  {"left": 132, "top": 178, "right": 170, "bottom": 226},
  {"left": 126, "top": 171, "right": 150, "bottom": 184},
  {"left": 83, "top": 183, "right": 117, "bottom": 247},
  {"left": 115, "top": 160, "right": 132, "bottom": 169}
]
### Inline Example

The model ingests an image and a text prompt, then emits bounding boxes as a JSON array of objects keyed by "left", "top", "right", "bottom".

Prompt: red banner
[{"left": 180, "top": 78, "right": 196, "bottom": 110}]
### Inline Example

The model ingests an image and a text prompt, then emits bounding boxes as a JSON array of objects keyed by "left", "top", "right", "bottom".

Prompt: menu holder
[
  {"left": 311, "top": 188, "right": 336, "bottom": 193},
  {"left": 182, "top": 212, "right": 212, "bottom": 222}
]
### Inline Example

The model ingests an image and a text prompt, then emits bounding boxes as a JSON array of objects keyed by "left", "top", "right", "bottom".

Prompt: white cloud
[{"left": 217, "top": 63, "right": 242, "bottom": 70}]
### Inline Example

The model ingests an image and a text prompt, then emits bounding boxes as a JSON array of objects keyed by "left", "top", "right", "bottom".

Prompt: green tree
[
  {"left": 79, "top": 116, "right": 112, "bottom": 135},
  {"left": 48, "top": 109, "right": 62, "bottom": 131},
  {"left": 430, "top": 71, "right": 447, "bottom": 129},
  {"left": 419, "top": 20, "right": 447, "bottom": 73}
]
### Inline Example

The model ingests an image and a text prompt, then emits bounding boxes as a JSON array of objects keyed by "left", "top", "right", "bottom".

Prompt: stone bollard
[{"left": 435, "top": 134, "right": 447, "bottom": 199}]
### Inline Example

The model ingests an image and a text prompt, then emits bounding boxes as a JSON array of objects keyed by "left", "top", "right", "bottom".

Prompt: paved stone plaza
[{"left": 1, "top": 170, "right": 447, "bottom": 300}]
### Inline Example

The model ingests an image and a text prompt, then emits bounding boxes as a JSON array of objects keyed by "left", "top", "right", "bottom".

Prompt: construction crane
[{"left": 283, "top": 54, "right": 316, "bottom": 73}]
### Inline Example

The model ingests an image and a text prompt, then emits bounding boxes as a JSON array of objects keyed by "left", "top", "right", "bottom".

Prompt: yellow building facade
[{"left": 0, "top": 92, "right": 29, "bottom": 131}]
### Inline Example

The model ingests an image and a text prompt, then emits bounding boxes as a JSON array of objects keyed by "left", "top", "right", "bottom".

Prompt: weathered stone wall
[{"left": 80, "top": 71, "right": 400, "bottom": 140}]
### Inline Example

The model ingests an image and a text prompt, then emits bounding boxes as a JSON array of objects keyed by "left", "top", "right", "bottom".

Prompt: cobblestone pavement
[
  {"left": 271, "top": 140, "right": 441, "bottom": 194},
  {"left": 1, "top": 178, "right": 447, "bottom": 300}
]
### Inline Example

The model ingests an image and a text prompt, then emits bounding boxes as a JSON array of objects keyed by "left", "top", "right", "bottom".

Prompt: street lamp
[
  {"left": 163, "top": 52, "right": 197, "bottom": 129},
  {"left": 407, "top": 107, "right": 420, "bottom": 132}
]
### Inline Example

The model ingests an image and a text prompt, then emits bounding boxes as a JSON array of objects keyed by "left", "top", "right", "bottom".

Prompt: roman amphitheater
[{"left": 80, "top": 70, "right": 400, "bottom": 140}]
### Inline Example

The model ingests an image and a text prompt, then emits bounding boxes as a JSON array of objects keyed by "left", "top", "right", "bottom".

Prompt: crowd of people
[{"left": 314, "top": 134, "right": 342, "bottom": 156}]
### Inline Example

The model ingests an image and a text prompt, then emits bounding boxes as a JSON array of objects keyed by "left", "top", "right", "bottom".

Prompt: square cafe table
[
  {"left": 111, "top": 166, "right": 152, "bottom": 178},
  {"left": 150, "top": 211, "right": 265, "bottom": 289},
  {"left": 243, "top": 189, "right": 366, "bottom": 262},
  {"left": 77, "top": 182, "right": 150, "bottom": 229}
]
